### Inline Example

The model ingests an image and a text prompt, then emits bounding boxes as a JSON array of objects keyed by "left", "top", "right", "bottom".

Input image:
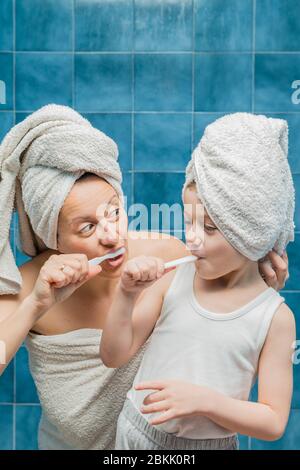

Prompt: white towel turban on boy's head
[
  {"left": 183, "top": 112, "right": 295, "bottom": 261},
  {"left": 0, "top": 104, "right": 123, "bottom": 295}
]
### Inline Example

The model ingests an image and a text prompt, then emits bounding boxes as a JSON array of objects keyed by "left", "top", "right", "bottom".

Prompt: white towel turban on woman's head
[
  {"left": 0, "top": 104, "right": 123, "bottom": 295},
  {"left": 183, "top": 112, "right": 295, "bottom": 261}
]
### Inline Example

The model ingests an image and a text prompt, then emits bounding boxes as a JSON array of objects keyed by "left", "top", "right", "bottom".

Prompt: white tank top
[{"left": 127, "top": 261, "right": 285, "bottom": 439}]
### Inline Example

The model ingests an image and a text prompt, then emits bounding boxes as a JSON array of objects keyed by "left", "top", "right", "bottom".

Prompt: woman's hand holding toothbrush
[
  {"left": 29, "top": 248, "right": 126, "bottom": 314},
  {"left": 30, "top": 254, "right": 102, "bottom": 314}
]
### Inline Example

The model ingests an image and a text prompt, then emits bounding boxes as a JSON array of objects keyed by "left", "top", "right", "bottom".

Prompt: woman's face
[
  {"left": 183, "top": 184, "right": 249, "bottom": 280},
  {"left": 57, "top": 175, "right": 128, "bottom": 273}
]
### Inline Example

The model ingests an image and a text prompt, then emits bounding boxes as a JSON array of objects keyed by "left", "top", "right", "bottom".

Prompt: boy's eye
[
  {"left": 110, "top": 208, "right": 120, "bottom": 218},
  {"left": 204, "top": 224, "right": 216, "bottom": 232},
  {"left": 184, "top": 219, "right": 192, "bottom": 226}
]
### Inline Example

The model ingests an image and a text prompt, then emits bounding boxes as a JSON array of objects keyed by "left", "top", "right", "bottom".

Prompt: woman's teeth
[{"left": 106, "top": 252, "right": 125, "bottom": 267}]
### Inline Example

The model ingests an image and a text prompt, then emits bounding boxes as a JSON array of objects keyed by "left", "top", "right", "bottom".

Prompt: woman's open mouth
[{"left": 105, "top": 248, "right": 126, "bottom": 268}]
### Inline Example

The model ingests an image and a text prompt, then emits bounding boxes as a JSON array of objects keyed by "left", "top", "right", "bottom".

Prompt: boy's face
[{"left": 183, "top": 184, "right": 248, "bottom": 280}]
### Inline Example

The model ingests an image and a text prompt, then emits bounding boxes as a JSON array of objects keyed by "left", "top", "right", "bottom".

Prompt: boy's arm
[
  {"left": 202, "top": 303, "right": 295, "bottom": 440},
  {"left": 100, "top": 266, "right": 175, "bottom": 368}
]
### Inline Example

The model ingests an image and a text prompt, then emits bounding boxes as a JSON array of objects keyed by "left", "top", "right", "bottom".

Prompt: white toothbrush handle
[
  {"left": 88, "top": 247, "right": 126, "bottom": 267},
  {"left": 88, "top": 257, "right": 105, "bottom": 266},
  {"left": 164, "top": 255, "right": 197, "bottom": 270}
]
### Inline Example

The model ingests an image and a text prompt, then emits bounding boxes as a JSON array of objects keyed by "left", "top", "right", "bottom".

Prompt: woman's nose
[{"left": 96, "top": 221, "right": 118, "bottom": 245}]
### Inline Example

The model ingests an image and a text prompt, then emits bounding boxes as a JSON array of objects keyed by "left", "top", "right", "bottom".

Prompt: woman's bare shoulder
[{"left": 128, "top": 231, "right": 189, "bottom": 261}]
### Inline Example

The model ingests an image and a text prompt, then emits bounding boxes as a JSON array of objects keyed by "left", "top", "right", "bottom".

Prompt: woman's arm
[
  {"left": 0, "top": 294, "right": 46, "bottom": 375},
  {"left": 0, "top": 252, "right": 102, "bottom": 375},
  {"left": 202, "top": 303, "right": 295, "bottom": 440}
]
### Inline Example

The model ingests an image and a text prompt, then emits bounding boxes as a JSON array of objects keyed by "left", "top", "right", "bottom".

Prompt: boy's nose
[
  {"left": 186, "top": 227, "right": 204, "bottom": 243},
  {"left": 187, "top": 238, "right": 203, "bottom": 251}
]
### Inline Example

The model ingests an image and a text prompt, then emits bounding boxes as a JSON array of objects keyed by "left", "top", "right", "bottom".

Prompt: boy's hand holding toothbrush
[{"left": 119, "top": 256, "right": 176, "bottom": 296}]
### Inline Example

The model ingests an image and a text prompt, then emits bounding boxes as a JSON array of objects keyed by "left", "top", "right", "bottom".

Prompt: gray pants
[{"left": 115, "top": 398, "right": 239, "bottom": 450}]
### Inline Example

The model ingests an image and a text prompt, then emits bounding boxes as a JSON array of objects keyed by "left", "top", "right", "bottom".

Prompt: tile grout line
[
  {"left": 249, "top": 0, "right": 256, "bottom": 449},
  {"left": 131, "top": 0, "right": 135, "bottom": 207},
  {"left": 251, "top": 0, "right": 256, "bottom": 114},
  {"left": 12, "top": 0, "right": 16, "bottom": 124},
  {"left": 0, "top": 403, "right": 41, "bottom": 407},
  {"left": 4, "top": 110, "right": 300, "bottom": 115},
  {"left": 191, "top": 0, "right": 195, "bottom": 150},
  {"left": 12, "top": 0, "right": 16, "bottom": 451},
  {"left": 72, "top": 0, "right": 75, "bottom": 109},
  {"left": 8, "top": 50, "right": 300, "bottom": 55}
]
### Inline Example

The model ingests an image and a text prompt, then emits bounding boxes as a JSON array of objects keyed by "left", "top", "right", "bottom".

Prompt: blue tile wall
[
  {"left": 0, "top": 0, "right": 13, "bottom": 51},
  {"left": 195, "top": 54, "right": 252, "bottom": 111},
  {"left": 15, "top": 405, "right": 41, "bottom": 450},
  {"left": 195, "top": 0, "right": 253, "bottom": 51},
  {"left": 75, "top": 0, "right": 133, "bottom": 51},
  {"left": 255, "top": 54, "right": 300, "bottom": 112},
  {"left": 16, "top": 53, "right": 73, "bottom": 110},
  {"left": 256, "top": 0, "right": 300, "bottom": 52},
  {"left": 134, "top": 113, "right": 191, "bottom": 170},
  {"left": 85, "top": 113, "right": 132, "bottom": 171},
  {"left": 0, "top": 53, "right": 13, "bottom": 109},
  {"left": 0, "top": 0, "right": 299, "bottom": 450},
  {"left": 0, "top": 111, "right": 14, "bottom": 141},
  {"left": 75, "top": 54, "right": 132, "bottom": 112},
  {"left": 16, "top": 0, "right": 73, "bottom": 51},
  {"left": 135, "top": 0, "right": 193, "bottom": 51},
  {"left": 134, "top": 53, "right": 192, "bottom": 111},
  {"left": 15, "top": 348, "right": 39, "bottom": 404},
  {"left": 0, "top": 406, "right": 13, "bottom": 450}
]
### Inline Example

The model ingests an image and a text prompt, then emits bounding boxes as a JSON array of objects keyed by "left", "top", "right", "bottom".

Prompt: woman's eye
[{"left": 80, "top": 223, "right": 94, "bottom": 233}]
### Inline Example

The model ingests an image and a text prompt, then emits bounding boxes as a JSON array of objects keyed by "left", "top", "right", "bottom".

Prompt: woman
[{"left": 0, "top": 105, "right": 289, "bottom": 450}]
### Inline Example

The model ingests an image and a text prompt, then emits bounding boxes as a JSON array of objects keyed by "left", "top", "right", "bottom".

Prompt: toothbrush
[
  {"left": 89, "top": 249, "right": 196, "bottom": 270},
  {"left": 164, "top": 255, "right": 197, "bottom": 270},
  {"left": 88, "top": 247, "right": 126, "bottom": 266}
]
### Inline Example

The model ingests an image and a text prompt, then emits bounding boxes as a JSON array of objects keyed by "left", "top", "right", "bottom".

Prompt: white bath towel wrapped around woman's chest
[{"left": 25, "top": 328, "right": 146, "bottom": 450}]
